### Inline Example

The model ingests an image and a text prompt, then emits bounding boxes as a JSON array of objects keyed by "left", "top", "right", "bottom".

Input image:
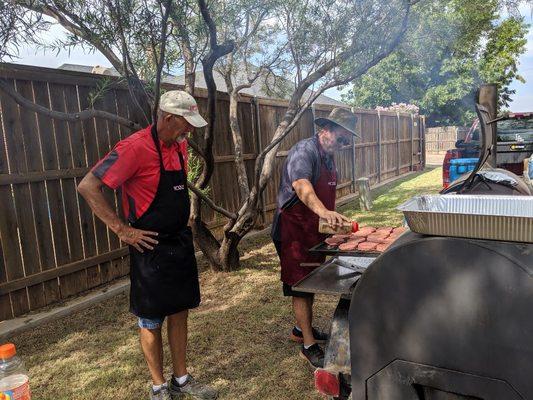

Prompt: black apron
[{"left": 129, "top": 126, "right": 200, "bottom": 319}]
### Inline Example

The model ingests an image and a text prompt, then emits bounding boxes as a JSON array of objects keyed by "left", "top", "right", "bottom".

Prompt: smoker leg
[{"left": 324, "top": 299, "right": 352, "bottom": 400}]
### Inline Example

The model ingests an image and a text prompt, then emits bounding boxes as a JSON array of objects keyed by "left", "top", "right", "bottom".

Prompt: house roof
[
  {"left": 58, "top": 63, "right": 100, "bottom": 74},
  {"left": 57, "top": 63, "right": 347, "bottom": 107},
  {"left": 168, "top": 70, "right": 347, "bottom": 107}
]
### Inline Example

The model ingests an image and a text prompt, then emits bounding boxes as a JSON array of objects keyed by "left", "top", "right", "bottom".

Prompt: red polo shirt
[{"left": 92, "top": 125, "right": 188, "bottom": 222}]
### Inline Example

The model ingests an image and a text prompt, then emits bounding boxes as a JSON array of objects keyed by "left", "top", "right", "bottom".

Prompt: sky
[
  {"left": 10, "top": 8, "right": 533, "bottom": 112},
  {"left": 508, "top": 6, "right": 533, "bottom": 111}
]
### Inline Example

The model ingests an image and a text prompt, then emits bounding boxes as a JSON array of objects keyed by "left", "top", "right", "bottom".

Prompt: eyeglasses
[{"left": 336, "top": 134, "right": 350, "bottom": 146}]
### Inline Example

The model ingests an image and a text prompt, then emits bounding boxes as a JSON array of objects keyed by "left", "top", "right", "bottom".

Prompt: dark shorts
[
  {"left": 274, "top": 239, "right": 314, "bottom": 299},
  {"left": 282, "top": 282, "right": 314, "bottom": 298}
]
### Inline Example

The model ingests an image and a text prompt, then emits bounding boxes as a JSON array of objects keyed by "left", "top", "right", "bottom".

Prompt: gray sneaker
[
  {"left": 150, "top": 385, "right": 172, "bottom": 400},
  {"left": 169, "top": 375, "right": 218, "bottom": 400}
]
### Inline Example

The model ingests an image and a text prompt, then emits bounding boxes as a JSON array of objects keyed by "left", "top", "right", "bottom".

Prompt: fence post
[
  {"left": 421, "top": 116, "right": 426, "bottom": 169},
  {"left": 356, "top": 177, "right": 372, "bottom": 210},
  {"left": 377, "top": 110, "right": 382, "bottom": 183},
  {"left": 350, "top": 107, "right": 356, "bottom": 193},
  {"left": 396, "top": 111, "right": 401, "bottom": 176},
  {"left": 410, "top": 113, "right": 414, "bottom": 171}
]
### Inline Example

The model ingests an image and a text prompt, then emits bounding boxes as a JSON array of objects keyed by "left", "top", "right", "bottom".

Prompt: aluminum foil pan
[{"left": 398, "top": 195, "right": 533, "bottom": 243}]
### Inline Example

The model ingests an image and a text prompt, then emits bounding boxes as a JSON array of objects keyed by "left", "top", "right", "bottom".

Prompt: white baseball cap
[{"left": 159, "top": 90, "right": 208, "bottom": 128}]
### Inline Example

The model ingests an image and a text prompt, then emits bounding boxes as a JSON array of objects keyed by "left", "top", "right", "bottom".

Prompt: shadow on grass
[
  {"left": 11, "top": 168, "right": 442, "bottom": 399},
  {"left": 12, "top": 239, "right": 336, "bottom": 400}
]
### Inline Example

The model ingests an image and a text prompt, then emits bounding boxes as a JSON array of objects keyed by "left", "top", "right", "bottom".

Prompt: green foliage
[
  {"left": 186, "top": 148, "right": 210, "bottom": 196},
  {"left": 480, "top": 17, "right": 528, "bottom": 106},
  {"left": 342, "top": 0, "right": 528, "bottom": 126},
  {"left": 186, "top": 148, "right": 202, "bottom": 183},
  {"left": 0, "top": 2, "right": 51, "bottom": 61},
  {"left": 87, "top": 77, "right": 124, "bottom": 107}
]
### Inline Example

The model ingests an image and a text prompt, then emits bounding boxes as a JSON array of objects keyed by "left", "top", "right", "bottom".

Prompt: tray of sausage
[{"left": 309, "top": 226, "right": 407, "bottom": 256}]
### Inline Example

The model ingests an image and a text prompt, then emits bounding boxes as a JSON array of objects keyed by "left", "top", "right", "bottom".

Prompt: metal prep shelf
[{"left": 292, "top": 257, "right": 375, "bottom": 296}]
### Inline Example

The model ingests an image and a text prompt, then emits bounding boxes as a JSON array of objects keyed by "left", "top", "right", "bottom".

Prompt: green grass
[
  {"left": 339, "top": 167, "right": 443, "bottom": 227},
  {"left": 14, "top": 238, "right": 338, "bottom": 400},
  {"left": 10, "top": 168, "right": 442, "bottom": 400}
]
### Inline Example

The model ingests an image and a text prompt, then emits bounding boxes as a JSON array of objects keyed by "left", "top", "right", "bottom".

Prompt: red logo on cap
[{"left": 189, "top": 105, "right": 198, "bottom": 112}]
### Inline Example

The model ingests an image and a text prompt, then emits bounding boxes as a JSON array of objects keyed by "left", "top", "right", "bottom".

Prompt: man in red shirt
[{"left": 78, "top": 91, "right": 217, "bottom": 400}]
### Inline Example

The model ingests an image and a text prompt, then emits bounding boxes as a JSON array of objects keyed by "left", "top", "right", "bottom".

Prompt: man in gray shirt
[{"left": 271, "top": 108, "right": 358, "bottom": 368}]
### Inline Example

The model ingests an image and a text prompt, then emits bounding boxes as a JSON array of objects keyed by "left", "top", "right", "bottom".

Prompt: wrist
[
  {"left": 316, "top": 208, "right": 329, "bottom": 218},
  {"left": 112, "top": 221, "right": 127, "bottom": 235}
]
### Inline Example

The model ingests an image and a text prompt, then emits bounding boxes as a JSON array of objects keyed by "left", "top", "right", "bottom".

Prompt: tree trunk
[
  {"left": 218, "top": 232, "right": 242, "bottom": 271},
  {"left": 226, "top": 77, "right": 251, "bottom": 202},
  {"left": 180, "top": 35, "right": 196, "bottom": 96},
  {"left": 190, "top": 210, "right": 224, "bottom": 270},
  {"left": 188, "top": 4, "right": 231, "bottom": 271},
  {"left": 233, "top": 113, "right": 295, "bottom": 234},
  {"left": 184, "top": 64, "right": 196, "bottom": 96}
]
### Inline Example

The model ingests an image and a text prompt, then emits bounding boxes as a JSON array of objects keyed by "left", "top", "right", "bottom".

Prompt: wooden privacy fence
[
  {"left": 0, "top": 63, "right": 425, "bottom": 320},
  {"left": 426, "top": 126, "right": 468, "bottom": 154}
]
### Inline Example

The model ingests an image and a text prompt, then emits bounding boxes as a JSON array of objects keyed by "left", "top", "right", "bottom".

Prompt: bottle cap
[
  {"left": 351, "top": 221, "right": 359, "bottom": 233},
  {"left": 0, "top": 343, "right": 16, "bottom": 359}
]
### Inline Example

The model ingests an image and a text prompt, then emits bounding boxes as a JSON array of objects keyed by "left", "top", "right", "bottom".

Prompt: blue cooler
[{"left": 449, "top": 158, "right": 478, "bottom": 183}]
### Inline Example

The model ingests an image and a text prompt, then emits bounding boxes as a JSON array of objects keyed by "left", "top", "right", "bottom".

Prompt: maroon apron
[{"left": 280, "top": 151, "right": 337, "bottom": 286}]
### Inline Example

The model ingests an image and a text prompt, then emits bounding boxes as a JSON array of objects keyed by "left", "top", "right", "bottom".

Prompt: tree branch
[
  {"left": 16, "top": 1, "right": 124, "bottom": 74},
  {"left": 172, "top": 9, "right": 196, "bottom": 95},
  {"left": 18, "top": 0, "right": 155, "bottom": 124},
  {"left": 152, "top": 0, "right": 173, "bottom": 121},
  {"left": 197, "top": 0, "right": 234, "bottom": 189},
  {"left": 0, "top": 78, "right": 141, "bottom": 130},
  {"left": 198, "top": 0, "right": 217, "bottom": 46},
  {"left": 236, "top": 9, "right": 269, "bottom": 49},
  {"left": 106, "top": 0, "right": 152, "bottom": 123},
  {"left": 187, "top": 182, "right": 236, "bottom": 219},
  {"left": 250, "top": 0, "right": 414, "bottom": 198},
  {"left": 187, "top": 137, "right": 207, "bottom": 160}
]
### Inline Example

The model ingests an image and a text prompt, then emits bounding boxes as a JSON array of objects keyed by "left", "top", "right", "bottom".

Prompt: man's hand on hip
[
  {"left": 117, "top": 225, "right": 159, "bottom": 253},
  {"left": 318, "top": 210, "right": 350, "bottom": 227}
]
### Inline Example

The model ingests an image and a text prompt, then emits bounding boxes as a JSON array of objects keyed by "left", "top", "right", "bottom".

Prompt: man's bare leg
[
  {"left": 167, "top": 310, "right": 188, "bottom": 378},
  {"left": 306, "top": 296, "right": 314, "bottom": 327},
  {"left": 293, "top": 296, "right": 315, "bottom": 346},
  {"left": 140, "top": 327, "right": 166, "bottom": 385},
  {"left": 167, "top": 310, "right": 218, "bottom": 399}
]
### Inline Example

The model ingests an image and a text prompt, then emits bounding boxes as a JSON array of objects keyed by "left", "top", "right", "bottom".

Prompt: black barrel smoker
[
  {"left": 294, "top": 96, "right": 533, "bottom": 399},
  {"left": 349, "top": 232, "right": 533, "bottom": 400},
  {"left": 348, "top": 102, "right": 533, "bottom": 399}
]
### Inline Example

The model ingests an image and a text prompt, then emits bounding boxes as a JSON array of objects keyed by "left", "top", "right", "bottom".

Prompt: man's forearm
[
  {"left": 292, "top": 179, "right": 328, "bottom": 216},
  {"left": 77, "top": 173, "right": 126, "bottom": 235}
]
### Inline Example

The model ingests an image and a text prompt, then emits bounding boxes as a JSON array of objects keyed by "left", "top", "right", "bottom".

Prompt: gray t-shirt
[{"left": 270, "top": 135, "right": 335, "bottom": 241}]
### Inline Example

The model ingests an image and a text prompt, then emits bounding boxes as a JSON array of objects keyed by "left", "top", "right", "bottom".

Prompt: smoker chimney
[{"left": 477, "top": 84, "right": 498, "bottom": 167}]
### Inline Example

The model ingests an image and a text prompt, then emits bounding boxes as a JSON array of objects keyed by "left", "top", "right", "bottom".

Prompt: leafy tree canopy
[{"left": 341, "top": 0, "right": 528, "bottom": 126}]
